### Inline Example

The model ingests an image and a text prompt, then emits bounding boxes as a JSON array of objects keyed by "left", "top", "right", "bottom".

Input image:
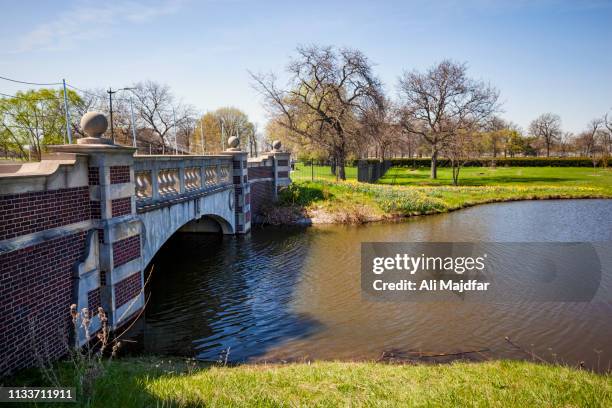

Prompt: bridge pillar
[
  {"left": 270, "top": 140, "right": 292, "bottom": 192},
  {"left": 224, "top": 137, "right": 251, "bottom": 234},
  {"left": 51, "top": 112, "right": 144, "bottom": 331}
]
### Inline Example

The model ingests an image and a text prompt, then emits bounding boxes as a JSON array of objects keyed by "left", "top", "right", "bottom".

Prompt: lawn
[
  {"left": 11, "top": 358, "right": 612, "bottom": 407},
  {"left": 379, "top": 166, "right": 612, "bottom": 193},
  {"left": 291, "top": 162, "right": 358, "bottom": 181},
  {"left": 267, "top": 166, "right": 612, "bottom": 223}
]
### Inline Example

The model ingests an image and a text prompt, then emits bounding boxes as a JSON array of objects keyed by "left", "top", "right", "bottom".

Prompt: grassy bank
[
  {"left": 270, "top": 167, "right": 612, "bottom": 223},
  {"left": 11, "top": 358, "right": 612, "bottom": 407},
  {"left": 379, "top": 166, "right": 612, "bottom": 192}
]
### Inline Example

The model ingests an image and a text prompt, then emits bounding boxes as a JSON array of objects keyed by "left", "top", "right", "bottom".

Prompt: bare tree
[
  {"left": 442, "top": 129, "right": 479, "bottom": 186},
  {"left": 359, "top": 97, "right": 399, "bottom": 160},
  {"left": 529, "top": 113, "right": 562, "bottom": 157},
  {"left": 251, "top": 45, "right": 383, "bottom": 180},
  {"left": 575, "top": 118, "right": 602, "bottom": 157},
  {"left": 398, "top": 60, "right": 499, "bottom": 178},
  {"left": 131, "top": 80, "right": 194, "bottom": 154}
]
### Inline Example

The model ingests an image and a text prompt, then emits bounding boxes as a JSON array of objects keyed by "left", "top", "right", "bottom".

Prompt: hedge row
[{"left": 354, "top": 157, "right": 611, "bottom": 168}]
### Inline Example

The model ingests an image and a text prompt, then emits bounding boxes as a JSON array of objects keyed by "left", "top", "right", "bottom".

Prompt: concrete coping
[
  {"left": 134, "top": 154, "right": 234, "bottom": 161},
  {"left": 49, "top": 144, "right": 137, "bottom": 155},
  {"left": 0, "top": 153, "right": 79, "bottom": 178}
]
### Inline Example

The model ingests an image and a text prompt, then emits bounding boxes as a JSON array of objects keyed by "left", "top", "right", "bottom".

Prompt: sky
[{"left": 0, "top": 0, "right": 611, "bottom": 134}]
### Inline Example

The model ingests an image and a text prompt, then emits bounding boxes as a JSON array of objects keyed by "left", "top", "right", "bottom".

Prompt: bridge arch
[{"left": 139, "top": 188, "right": 235, "bottom": 269}]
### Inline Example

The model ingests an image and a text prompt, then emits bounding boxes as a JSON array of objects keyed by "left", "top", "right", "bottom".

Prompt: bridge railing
[{"left": 133, "top": 155, "right": 233, "bottom": 209}]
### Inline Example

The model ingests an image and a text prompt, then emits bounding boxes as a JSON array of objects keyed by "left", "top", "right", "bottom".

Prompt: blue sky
[{"left": 1, "top": 0, "right": 611, "bottom": 133}]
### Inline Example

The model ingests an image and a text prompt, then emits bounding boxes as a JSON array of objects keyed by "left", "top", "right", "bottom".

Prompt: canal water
[{"left": 138, "top": 199, "right": 612, "bottom": 370}]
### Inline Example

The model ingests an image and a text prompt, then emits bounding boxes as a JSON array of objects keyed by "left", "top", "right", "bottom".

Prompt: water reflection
[{"left": 139, "top": 199, "right": 612, "bottom": 370}]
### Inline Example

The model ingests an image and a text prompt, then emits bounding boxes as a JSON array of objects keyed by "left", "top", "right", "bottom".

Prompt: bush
[{"left": 278, "top": 183, "right": 326, "bottom": 206}]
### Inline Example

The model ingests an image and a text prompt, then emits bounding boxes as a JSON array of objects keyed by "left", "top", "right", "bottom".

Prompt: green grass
[
  {"left": 379, "top": 166, "right": 612, "bottom": 193},
  {"left": 291, "top": 162, "right": 358, "bottom": 181},
  {"left": 272, "top": 167, "right": 612, "bottom": 223},
  {"left": 10, "top": 358, "right": 612, "bottom": 407}
]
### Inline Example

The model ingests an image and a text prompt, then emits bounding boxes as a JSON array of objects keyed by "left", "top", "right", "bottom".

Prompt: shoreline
[{"left": 265, "top": 193, "right": 612, "bottom": 226}]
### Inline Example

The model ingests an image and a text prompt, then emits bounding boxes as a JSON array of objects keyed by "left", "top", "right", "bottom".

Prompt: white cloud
[{"left": 15, "top": 0, "right": 185, "bottom": 52}]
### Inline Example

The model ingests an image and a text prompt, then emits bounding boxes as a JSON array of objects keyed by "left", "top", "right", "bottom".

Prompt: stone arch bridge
[{"left": 0, "top": 114, "right": 290, "bottom": 376}]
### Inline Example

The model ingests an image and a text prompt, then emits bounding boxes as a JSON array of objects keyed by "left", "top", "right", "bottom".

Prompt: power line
[
  {"left": 65, "top": 83, "right": 130, "bottom": 102},
  {"left": 65, "top": 83, "right": 104, "bottom": 99},
  {"left": 0, "top": 75, "right": 62, "bottom": 86}
]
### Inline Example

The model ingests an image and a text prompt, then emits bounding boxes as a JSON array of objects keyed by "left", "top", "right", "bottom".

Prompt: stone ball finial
[
  {"left": 80, "top": 111, "right": 108, "bottom": 138},
  {"left": 272, "top": 140, "right": 282, "bottom": 151},
  {"left": 227, "top": 136, "right": 240, "bottom": 149}
]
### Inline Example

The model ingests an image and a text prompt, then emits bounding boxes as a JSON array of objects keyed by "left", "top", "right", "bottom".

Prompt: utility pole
[
  {"left": 200, "top": 118, "right": 205, "bottom": 154},
  {"left": 62, "top": 79, "right": 72, "bottom": 144},
  {"left": 129, "top": 97, "right": 137, "bottom": 149},
  {"left": 220, "top": 120, "right": 225, "bottom": 151},
  {"left": 107, "top": 88, "right": 115, "bottom": 142},
  {"left": 173, "top": 108, "right": 178, "bottom": 155},
  {"left": 107, "top": 87, "right": 136, "bottom": 143}
]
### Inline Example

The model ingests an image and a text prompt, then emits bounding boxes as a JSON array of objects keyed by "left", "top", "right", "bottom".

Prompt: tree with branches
[
  {"left": 0, "top": 89, "right": 81, "bottom": 160},
  {"left": 131, "top": 80, "right": 194, "bottom": 154},
  {"left": 397, "top": 60, "right": 499, "bottom": 178},
  {"left": 529, "top": 113, "right": 562, "bottom": 157},
  {"left": 251, "top": 45, "right": 383, "bottom": 180}
]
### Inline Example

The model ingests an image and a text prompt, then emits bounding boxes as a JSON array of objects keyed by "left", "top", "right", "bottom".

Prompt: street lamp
[{"left": 107, "top": 87, "right": 136, "bottom": 142}]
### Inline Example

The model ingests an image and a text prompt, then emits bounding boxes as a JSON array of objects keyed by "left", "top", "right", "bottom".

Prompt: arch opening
[{"left": 178, "top": 214, "right": 234, "bottom": 235}]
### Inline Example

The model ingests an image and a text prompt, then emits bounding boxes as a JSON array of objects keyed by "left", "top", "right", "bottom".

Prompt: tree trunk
[
  {"left": 338, "top": 155, "right": 346, "bottom": 180},
  {"left": 452, "top": 165, "right": 459, "bottom": 186},
  {"left": 430, "top": 146, "right": 438, "bottom": 179}
]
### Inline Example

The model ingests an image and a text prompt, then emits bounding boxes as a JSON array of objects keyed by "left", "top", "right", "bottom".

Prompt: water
[{"left": 138, "top": 199, "right": 612, "bottom": 370}]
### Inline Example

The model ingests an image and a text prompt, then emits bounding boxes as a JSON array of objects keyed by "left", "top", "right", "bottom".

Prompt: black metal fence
[{"left": 357, "top": 160, "right": 392, "bottom": 183}]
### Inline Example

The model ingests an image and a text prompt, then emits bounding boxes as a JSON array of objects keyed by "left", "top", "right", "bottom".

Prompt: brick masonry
[
  {"left": 112, "top": 234, "right": 140, "bottom": 267},
  {"left": 114, "top": 272, "right": 142, "bottom": 308},
  {"left": 250, "top": 181, "right": 274, "bottom": 217},
  {"left": 90, "top": 200, "right": 101, "bottom": 219},
  {"left": 111, "top": 197, "right": 132, "bottom": 217},
  {"left": 0, "top": 231, "right": 87, "bottom": 376},
  {"left": 87, "top": 288, "right": 101, "bottom": 316},
  {"left": 88, "top": 167, "right": 100, "bottom": 185},
  {"left": 0, "top": 187, "right": 90, "bottom": 241},
  {"left": 109, "top": 166, "right": 131, "bottom": 184}
]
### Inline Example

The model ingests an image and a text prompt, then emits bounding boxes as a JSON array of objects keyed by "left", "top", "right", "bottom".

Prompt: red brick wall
[
  {"left": 109, "top": 166, "right": 131, "bottom": 184},
  {"left": 111, "top": 197, "right": 132, "bottom": 217},
  {"left": 250, "top": 181, "right": 274, "bottom": 217},
  {"left": 87, "top": 288, "right": 101, "bottom": 316},
  {"left": 88, "top": 167, "right": 100, "bottom": 185},
  {"left": 248, "top": 166, "right": 273, "bottom": 180},
  {"left": 0, "top": 187, "right": 90, "bottom": 241},
  {"left": 90, "top": 200, "right": 101, "bottom": 219},
  {"left": 114, "top": 272, "right": 142, "bottom": 308},
  {"left": 0, "top": 232, "right": 87, "bottom": 376},
  {"left": 112, "top": 235, "right": 140, "bottom": 267}
]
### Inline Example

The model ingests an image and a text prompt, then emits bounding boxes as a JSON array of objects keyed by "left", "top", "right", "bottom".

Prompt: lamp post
[{"left": 107, "top": 87, "right": 136, "bottom": 143}]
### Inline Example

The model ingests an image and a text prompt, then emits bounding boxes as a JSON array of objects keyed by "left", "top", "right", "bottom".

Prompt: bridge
[{"left": 0, "top": 112, "right": 290, "bottom": 376}]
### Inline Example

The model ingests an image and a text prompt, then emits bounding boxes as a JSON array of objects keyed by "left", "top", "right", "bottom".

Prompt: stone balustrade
[{"left": 133, "top": 155, "right": 233, "bottom": 211}]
